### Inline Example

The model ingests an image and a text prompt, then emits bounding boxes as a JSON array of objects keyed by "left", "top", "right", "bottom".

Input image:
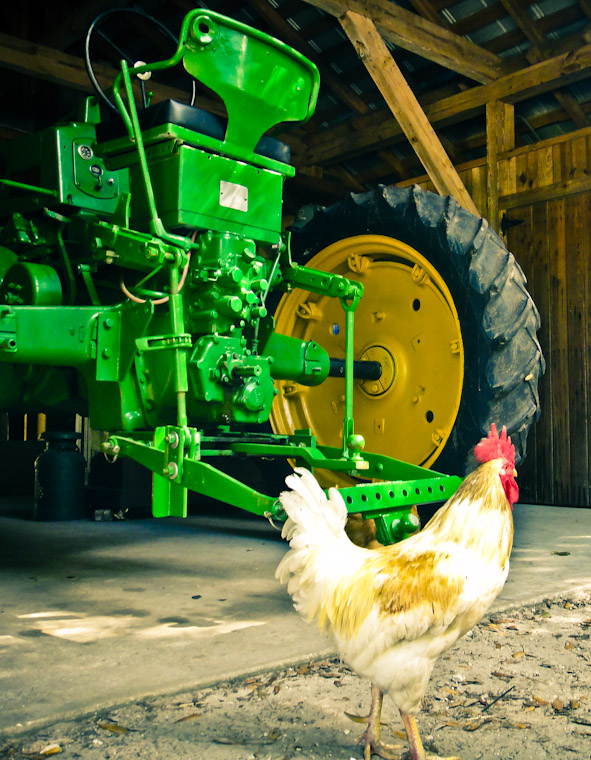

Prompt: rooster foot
[
  {"left": 349, "top": 712, "right": 402, "bottom": 760},
  {"left": 398, "top": 711, "right": 461, "bottom": 760},
  {"left": 350, "top": 685, "right": 403, "bottom": 760},
  {"left": 362, "top": 736, "right": 402, "bottom": 760},
  {"left": 344, "top": 709, "right": 402, "bottom": 758}
]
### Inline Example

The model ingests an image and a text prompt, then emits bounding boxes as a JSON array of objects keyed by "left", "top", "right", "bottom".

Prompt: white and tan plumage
[{"left": 276, "top": 427, "right": 517, "bottom": 760}]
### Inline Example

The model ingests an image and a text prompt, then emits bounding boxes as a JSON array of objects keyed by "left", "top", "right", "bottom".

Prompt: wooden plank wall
[{"left": 398, "top": 127, "right": 591, "bottom": 506}]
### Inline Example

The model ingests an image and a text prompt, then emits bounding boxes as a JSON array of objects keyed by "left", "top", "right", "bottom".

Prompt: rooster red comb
[{"left": 474, "top": 423, "right": 515, "bottom": 466}]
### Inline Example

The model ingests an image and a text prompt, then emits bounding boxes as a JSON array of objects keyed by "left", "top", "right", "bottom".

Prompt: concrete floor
[{"left": 1, "top": 496, "right": 590, "bottom": 736}]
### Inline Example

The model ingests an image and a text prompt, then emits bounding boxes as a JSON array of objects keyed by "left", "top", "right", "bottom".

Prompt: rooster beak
[{"left": 513, "top": 469, "right": 517, "bottom": 477}]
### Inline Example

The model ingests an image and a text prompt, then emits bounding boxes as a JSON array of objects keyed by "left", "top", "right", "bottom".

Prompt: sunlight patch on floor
[{"left": 13, "top": 611, "right": 265, "bottom": 643}]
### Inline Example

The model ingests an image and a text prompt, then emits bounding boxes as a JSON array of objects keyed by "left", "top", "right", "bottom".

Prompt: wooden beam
[
  {"left": 486, "top": 101, "right": 514, "bottom": 233},
  {"left": 400, "top": 0, "right": 487, "bottom": 170},
  {"left": 0, "top": 125, "right": 28, "bottom": 141},
  {"left": 328, "top": 165, "right": 366, "bottom": 192},
  {"left": 300, "top": 45, "right": 591, "bottom": 166},
  {"left": 552, "top": 91, "right": 590, "bottom": 129},
  {"left": 450, "top": 3, "right": 507, "bottom": 37},
  {"left": 485, "top": 4, "right": 583, "bottom": 57},
  {"left": 499, "top": 174, "right": 591, "bottom": 209},
  {"left": 354, "top": 98, "right": 591, "bottom": 187},
  {"left": 500, "top": 0, "right": 590, "bottom": 129},
  {"left": 499, "top": 1, "right": 553, "bottom": 56},
  {"left": 339, "top": 11, "right": 479, "bottom": 215},
  {"left": 39, "top": 0, "right": 129, "bottom": 51},
  {"left": 406, "top": 0, "right": 445, "bottom": 27},
  {"left": 375, "top": 149, "right": 408, "bottom": 180},
  {"left": 553, "top": 25, "right": 591, "bottom": 54},
  {"left": 0, "top": 31, "right": 225, "bottom": 114},
  {"left": 287, "top": 171, "right": 352, "bottom": 201},
  {"left": 397, "top": 123, "right": 591, "bottom": 190},
  {"left": 395, "top": 156, "right": 486, "bottom": 191},
  {"left": 302, "top": 0, "right": 508, "bottom": 83},
  {"left": 576, "top": 0, "right": 591, "bottom": 19},
  {"left": 486, "top": 102, "right": 500, "bottom": 232}
]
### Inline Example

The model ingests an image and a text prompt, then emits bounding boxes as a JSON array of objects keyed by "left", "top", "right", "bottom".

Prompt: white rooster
[{"left": 276, "top": 424, "right": 517, "bottom": 760}]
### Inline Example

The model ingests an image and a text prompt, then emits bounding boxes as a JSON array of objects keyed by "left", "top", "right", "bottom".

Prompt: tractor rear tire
[{"left": 282, "top": 185, "right": 544, "bottom": 475}]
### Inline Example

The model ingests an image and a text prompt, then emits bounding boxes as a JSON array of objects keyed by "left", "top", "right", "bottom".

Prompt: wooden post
[
  {"left": 486, "top": 100, "right": 514, "bottom": 234},
  {"left": 339, "top": 10, "right": 480, "bottom": 216}
]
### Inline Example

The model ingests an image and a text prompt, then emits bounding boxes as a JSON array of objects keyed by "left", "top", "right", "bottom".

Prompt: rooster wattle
[{"left": 276, "top": 424, "right": 518, "bottom": 760}]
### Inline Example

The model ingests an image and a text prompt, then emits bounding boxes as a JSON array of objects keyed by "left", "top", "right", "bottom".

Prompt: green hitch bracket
[
  {"left": 335, "top": 474, "right": 462, "bottom": 514},
  {"left": 103, "top": 430, "right": 278, "bottom": 519},
  {"left": 103, "top": 430, "right": 462, "bottom": 543},
  {"left": 373, "top": 511, "right": 421, "bottom": 544},
  {"left": 153, "top": 426, "right": 188, "bottom": 518}
]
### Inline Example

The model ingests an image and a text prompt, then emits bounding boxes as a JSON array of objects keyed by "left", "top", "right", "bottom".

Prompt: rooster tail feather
[
  {"left": 275, "top": 468, "right": 367, "bottom": 629},
  {"left": 278, "top": 467, "right": 347, "bottom": 546}
]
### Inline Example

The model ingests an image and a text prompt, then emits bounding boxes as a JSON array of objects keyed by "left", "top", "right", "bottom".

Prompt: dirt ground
[{"left": 1, "top": 591, "right": 590, "bottom": 760}]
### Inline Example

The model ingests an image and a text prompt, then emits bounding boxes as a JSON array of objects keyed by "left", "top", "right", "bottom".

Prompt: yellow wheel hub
[
  {"left": 271, "top": 235, "right": 464, "bottom": 484},
  {"left": 358, "top": 345, "right": 396, "bottom": 396}
]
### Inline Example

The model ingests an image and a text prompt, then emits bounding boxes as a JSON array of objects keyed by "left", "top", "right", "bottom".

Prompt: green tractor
[{"left": 0, "top": 8, "right": 543, "bottom": 541}]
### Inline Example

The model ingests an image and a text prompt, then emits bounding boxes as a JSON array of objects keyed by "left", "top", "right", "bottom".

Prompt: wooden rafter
[
  {"left": 300, "top": 45, "right": 591, "bottom": 166},
  {"left": 485, "top": 4, "right": 584, "bottom": 57},
  {"left": 400, "top": 0, "right": 515, "bottom": 175},
  {"left": 353, "top": 96, "right": 591, "bottom": 187},
  {"left": 302, "top": 0, "right": 508, "bottom": 83},
  {"left": 406, "top": 0, "right": 444, "bottom": 27},
  {"left": 1, "top": 0, "right": 590, "bottom": 199},
  {"left": 0, "top": 31, "right": 225, "bottom": 116},
  {"left": 339, "top": 10, "right": 479, "bottom": 215},
  {"left": 38, "top": 0, "right": 128, "bottom": 50},
  {"left": 449, "top": 4, "right": 507, "bottom": 37},
  {"left": 499, "top": 0, "right": 589, "bottom": 129},
  {"left": 297, "top": 0, "right": 589, "bottom": 188},
  {"left": 289, "top": 169, "right": 358, "bottom": 202},
  {"left": 329, "top": 164, "right": 366, "bottom": 192}
]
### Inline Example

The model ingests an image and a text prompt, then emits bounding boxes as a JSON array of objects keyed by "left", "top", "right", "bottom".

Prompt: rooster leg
[
  {"left": 399, "top": 710, "right": 460, "bottom": 760},
  {"left": 358, "top": 684, "right": 401, "bottom": 760},
  {"left": 399, "top": 711, "right": 427, "bottom": 760}
]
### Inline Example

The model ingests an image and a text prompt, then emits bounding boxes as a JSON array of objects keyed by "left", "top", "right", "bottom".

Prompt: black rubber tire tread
[{"left": 290, "top": 185, "right": 545, "bottom": 474}]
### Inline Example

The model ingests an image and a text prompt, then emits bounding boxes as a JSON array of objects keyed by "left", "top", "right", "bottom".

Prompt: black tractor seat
[{"left": 95, "top": 99, "right": 291, "bottom": 165}]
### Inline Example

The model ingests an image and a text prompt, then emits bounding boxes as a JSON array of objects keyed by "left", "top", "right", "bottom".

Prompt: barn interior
[{"left": 0, "top": 0, "right": 590, "bottom": 751}]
